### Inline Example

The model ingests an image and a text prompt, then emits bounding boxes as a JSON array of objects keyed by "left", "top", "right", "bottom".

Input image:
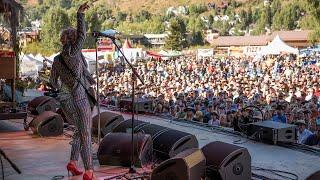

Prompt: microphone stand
[
  {"left": 95, "top": 36, "right": 102, "bottom": 143},
  {"left": 111, "top": 37, "right": 144, "bottom": 174}
]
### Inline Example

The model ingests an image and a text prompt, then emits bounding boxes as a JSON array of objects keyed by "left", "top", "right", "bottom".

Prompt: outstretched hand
[{"left": 78, "top": 2, "right": 90, "bottom": 13}]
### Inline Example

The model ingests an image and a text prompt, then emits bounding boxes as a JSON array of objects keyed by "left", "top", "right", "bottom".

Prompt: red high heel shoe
[
  {"left": 67, "top": 163, "right": 83, "bottom": 176},
  {"left": 83, "top": 172, "right": 95, "bottom": 180}
]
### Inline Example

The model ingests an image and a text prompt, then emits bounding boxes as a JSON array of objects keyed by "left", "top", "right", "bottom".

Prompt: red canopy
[
  {"left": 122, "top": 38, "right": 132, "bottom": 48},
  {"left": 146, "top": 51, "right": 162, "bottom": 60}
]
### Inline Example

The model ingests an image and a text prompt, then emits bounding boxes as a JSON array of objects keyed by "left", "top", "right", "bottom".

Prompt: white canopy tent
[
  {"left": 197, "top": 49, "right": 214, "bottom": 59},
  {"left": 46, "top": 53, "right": 59, "bottom": 62},
  {"left": 20, "top": 53, "right": 43, "bottom": 77},
  {"left": 34, "top": 53, "right": 44, "bottom": 62},
  {"left": 82, "top": 51, "right": 106, "bottom": 73},
  {"left": 258, "top": 35, "right": 299, "bottom": 55},
  {"left": 121, "top": 48, "right": 145, "bottom": 61}
]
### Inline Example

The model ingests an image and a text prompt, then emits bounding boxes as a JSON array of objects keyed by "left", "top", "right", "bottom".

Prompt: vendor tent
[
  {"left": 118, "top": 39, "right": 145, "bottom": 61},
  {"left": 121, "top": 48, "right": 144, "bottom": 61},
  {"left": 146, "top": 51, "right": 162, "bottom": 60},
  {"left": 34, "top": 53, "right": 45, "bottom": 62},
  {"left": 122, "top": 39, "right": 132, "bottom": 49},
  {"left": 158, "top": 50, "right": 183, "bottom": 57},
  {"left": 197, "top": 49, "right": 214, "bottom": 58},
  {"left": 20, "top": 53, "right": 43, "bottom": 77},
  {"left": 258, "top": 35, "right": 299, "bottom": 55}
]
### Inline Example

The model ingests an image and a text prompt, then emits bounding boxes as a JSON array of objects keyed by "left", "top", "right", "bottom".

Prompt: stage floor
[
  {"left": 1, "top": 108, "right": 320, "bottom": 179},
  {"left": 0, "top": 119, "right": 151, "bottom": 180}
]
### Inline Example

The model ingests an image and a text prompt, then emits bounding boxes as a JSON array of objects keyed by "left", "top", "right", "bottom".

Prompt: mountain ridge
[{"left": 100, "top": 0, "right": 252, "bottom": 14}]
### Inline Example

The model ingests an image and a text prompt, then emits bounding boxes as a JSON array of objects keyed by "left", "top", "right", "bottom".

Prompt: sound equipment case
[{"left": 248, "top": 120, "right": 297, "bottom": 144}]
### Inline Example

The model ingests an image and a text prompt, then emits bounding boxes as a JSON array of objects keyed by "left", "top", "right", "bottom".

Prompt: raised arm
[
  {"left": 76, "top": 12, "right": 86, "bottom": 47},
  {"left": 67, "top": 2, "right": 90, "bottom": 57}
]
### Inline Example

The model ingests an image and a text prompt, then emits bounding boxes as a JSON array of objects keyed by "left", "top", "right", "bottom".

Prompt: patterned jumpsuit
[{"left": 50, "top": 12, "right": 95, "bottom": 170}]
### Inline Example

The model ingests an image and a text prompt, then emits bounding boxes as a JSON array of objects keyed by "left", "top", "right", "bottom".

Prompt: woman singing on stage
[{"left": 50, "top": 2, "right": 96, "bottom": 180}]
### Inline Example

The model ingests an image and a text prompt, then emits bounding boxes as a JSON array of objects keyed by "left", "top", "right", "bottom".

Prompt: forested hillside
[{"left": 15, "top": 0, "right": 320, "bottom": 54}]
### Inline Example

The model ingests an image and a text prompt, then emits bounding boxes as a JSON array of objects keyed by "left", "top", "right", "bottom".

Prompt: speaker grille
[
  {"left": 113, "top": 121, "right": 198, "bottom": 162},
  {"left": 92, "top": 112, "right": 125, "bottom": 137},
  {"left": 137, "top": 124, "right": 169, "bottom": 139},
  {"left": 151, "top": 148, "right": 206, "bottom": 180},
  {"left": 201, "top": 141, "right": 251, "bottom": 180},
  {"left": 113, "top": 119, "right": 149, "bottom": 133},
  {"left": 202, "top": 141, "right": 242, "bottom": 168},
  {"left": 28, "top": 96, "right": 56, "bottom": 115},
  {"left": 30, "top": 111, "right": 63, "bottom": 137},
  {"left": 153, "top": 129, "right": 198, "bottom": 160},
  {"left": 97, "top": 133, "right": 153, "bottom": 167}
]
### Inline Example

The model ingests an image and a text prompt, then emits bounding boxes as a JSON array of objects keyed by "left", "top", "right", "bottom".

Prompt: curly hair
[{"left": 60, "top": 27, "right": 77, "bottom": 45}]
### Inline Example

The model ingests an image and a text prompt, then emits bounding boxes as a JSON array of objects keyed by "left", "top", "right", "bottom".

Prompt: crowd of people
[{"left": 96, "top": 52, "right": 320, "bottom": 147}]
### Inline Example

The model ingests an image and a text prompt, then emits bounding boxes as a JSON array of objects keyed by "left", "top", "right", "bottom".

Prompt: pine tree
[
  {"left": 165, "top": 17, "right": 187, "bottom": 50},
  {"left": 306, "top": 0, "right": 320, "bottom": 43},
  {"left": 272, "top": 10, "right": 282, "bottom": 30},
  {"left": 191, "top": 31, "right": 204, "bottom": 46},
  {"left": 40, "top": 7, "right": 70, "bottom": 52},
  {"left": 252, "top": 8, "right": 266, "bottom": 35},
  {"left": 265, "top": 5, "right": 272, "bottom": 28},
  {"left": 247, "top": 8, "right": 253, "bottom": 25},
  {"left": 271, "top": 0, "right": 281, "bottom": 16}
]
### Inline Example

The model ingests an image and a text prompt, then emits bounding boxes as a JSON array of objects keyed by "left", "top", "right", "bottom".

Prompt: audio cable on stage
[{"left": 251, "top": 166, "right": 298, "bottom": 180}]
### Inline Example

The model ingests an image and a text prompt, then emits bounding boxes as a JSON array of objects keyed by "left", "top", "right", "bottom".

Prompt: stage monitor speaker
[
  {"left": 201, "top": 141, "right": 251, "bottom": 180},
  {"left": 307, "top": 171, "right": 320, "bottom": 180},
  {"left": 112, "top": 119, "right": 150, "bottom": 133},
  {"left": 113, "top": 122, "right": 199, "bottom": 162},
  {"left": 92, "top": 112, "right": 125, "bottom": 137},
  {"left": 152, "top": 129, "right": 198, "bottom": 161},
  {"left": 135, "top": 123, "right": 169, "bottom": 138},
  {"left": 151, "top": 148, "right": 206, "bottom": 180},
  {"left": 29, "top": 111, "right": 64, "bottom": 137},
  {"left": 28, "top": 96, "right": 57, "bottom": 115},
  {"left": 248, "top": 120, "right": 297, "bottom": 144},
  {"left": 56, "top": 108, "right": 67, "bottom": 123},
  {"left": 97, "top": 132, "right": 153, "bottom": 167},
  {"left": 120, "top": 98, "right": 153, "bottom": 113}
]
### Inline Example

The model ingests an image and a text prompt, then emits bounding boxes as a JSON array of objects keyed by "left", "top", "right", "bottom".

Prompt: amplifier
[
  {"left": 119, "top": 98, "right": 153, "bottom": 113},
  {"left": 248, "top": 121, "right": 297, "bottom": 144}
]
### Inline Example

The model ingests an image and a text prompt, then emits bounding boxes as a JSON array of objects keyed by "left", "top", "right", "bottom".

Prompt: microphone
[{"left": 92, "top": 31, "right": 116, "bottom": 40}]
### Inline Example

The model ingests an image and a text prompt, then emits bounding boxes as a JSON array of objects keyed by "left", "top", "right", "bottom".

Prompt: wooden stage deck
[{"left": 0, "top": 120, "right": 151, "bottom": 180}]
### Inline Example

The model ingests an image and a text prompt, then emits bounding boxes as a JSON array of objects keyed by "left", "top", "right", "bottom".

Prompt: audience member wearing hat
[
  {"left": 296, "top": 120, "right": 313, "bottom": 144},
  {"left": 304, "top": 118, "right": 320, "bottom": 146}
]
